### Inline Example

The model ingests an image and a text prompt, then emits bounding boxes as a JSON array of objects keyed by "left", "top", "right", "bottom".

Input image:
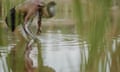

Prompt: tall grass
[
  {"left": 1, "top": 0, "right": 120, "bottom": 72},
  {"left": 2, "top": 1, "right": 46, "bottom": 72},
  {"left": 2, "top": 0, "right": 24, "bottom": 18},
  {"left": 0, "top": 0, "right": 24, "bottom": 46},
  {"left": 73, "top": 0, "right": 120, "bottom": 72},
  {"left": 2, "top": 0, "right": 27, "bottom": 72},
  {"left": 0, "top": 0, "right": 3, "bottom": 45},
  {"left": 0, "top": 0, "right": 7, "bottom": 46}
]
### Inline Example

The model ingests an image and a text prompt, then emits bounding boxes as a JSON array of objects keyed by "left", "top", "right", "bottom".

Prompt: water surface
[{"left": 0, "top": 26, "right": 83, "bottom": 72}]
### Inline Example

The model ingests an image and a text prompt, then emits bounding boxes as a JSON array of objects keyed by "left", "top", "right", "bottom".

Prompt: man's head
[
  {"left": 42, "top": 1, "right": 56, "bottom": 18},
  {"left": 47, "top": 1, "right": 56, "bottom": 17}
]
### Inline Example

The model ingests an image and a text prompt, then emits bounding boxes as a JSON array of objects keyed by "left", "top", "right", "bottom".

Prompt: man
[
  {"left": 5, "top": 0, "right": 56, "bottom": 49},
  {"left": 6, "top": 0, "right": 42, "bottom": 35},
  {"left": 5, "top": 0, "right": 56, "bottom": 72},
  {"left": 5, "top": 0, "right": 56, "bottom": 40}
]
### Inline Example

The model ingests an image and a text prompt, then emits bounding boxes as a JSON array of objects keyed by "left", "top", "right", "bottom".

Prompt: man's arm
[
  {"left": 36, "top": 7, "right": 43, "bottom": 35},
  {"left": 23, "top": 11, "right": 35, "bottom": 39}
]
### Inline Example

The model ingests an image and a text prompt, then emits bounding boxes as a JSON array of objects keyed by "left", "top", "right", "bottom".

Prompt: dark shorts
[{"left": 5, "top": 7, "right": 16, "bottom": 32}]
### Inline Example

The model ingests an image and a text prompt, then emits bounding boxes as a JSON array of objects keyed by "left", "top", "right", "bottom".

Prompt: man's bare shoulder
[{"left": 15, "top": 1, "right": 35, "bottom": 13}]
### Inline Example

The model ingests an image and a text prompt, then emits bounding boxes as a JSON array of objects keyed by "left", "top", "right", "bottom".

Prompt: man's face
[{"left": 42, "top": 1, "right": 56, "bottom": 18}]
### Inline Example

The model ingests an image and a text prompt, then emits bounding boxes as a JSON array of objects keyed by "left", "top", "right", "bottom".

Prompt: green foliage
[
  {"left": 72, "top": 0, "right": 120, "bottom": 72},
  {"left": 73, "top": 0, "right": 84, "bottom": 36},
  {"left": 2, "top": 0, "right": 24, "bottom": 18},
  {"left": 0, "top": 0, "right": 7, "bottom": 46}
]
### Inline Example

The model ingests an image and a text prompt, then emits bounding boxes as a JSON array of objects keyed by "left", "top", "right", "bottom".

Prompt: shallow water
[
  {"left": 0, "top": 25, "right": 120, "bottom": 72},
  {"left": 37, "top": 31, "right": 81, "bottom": 72},
  {"left": 0, "top": 25, "right": 83, "bottom": 72}
]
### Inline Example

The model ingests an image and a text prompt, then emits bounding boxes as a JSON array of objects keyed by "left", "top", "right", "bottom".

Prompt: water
[
  {"left": 0, "top": 25, "right": 82, "bottom": 72},
  {"left": 0, "top": 25, "right": 120, "bottom": 72},
  {"left": 39, "top": 31, "right": 81, "bottom": 72}
]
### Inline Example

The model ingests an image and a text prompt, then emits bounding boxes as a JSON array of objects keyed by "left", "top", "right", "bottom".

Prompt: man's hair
[
  {"left": 48, "top": 1, "right": 56, "bottom": 6},
  {"left": 47, "top": 1, "right": 56, "bottom": 17}
]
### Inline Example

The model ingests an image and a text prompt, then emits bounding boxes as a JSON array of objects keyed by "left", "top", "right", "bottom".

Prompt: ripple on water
[{"left": 2, "top": 31, "right": 82, "bottom": 72}]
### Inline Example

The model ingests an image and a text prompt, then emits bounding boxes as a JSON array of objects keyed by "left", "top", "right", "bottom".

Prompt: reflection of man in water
[{"left": 5, "top": 0, "right": 56, "bottom": 72}]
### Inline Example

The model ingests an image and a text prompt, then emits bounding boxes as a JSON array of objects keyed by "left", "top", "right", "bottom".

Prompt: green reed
[
  {"left": 0, "top": 0, "right": 25, "bottom": 46},
  {"left": 2, "top": 0, "right": 26, "bottom": 72},
  {"left": 0, "top": 0, "right": 7, "bottom": 46},
  {"left": 73, "top": 0, "right": 120, "bottom": 72},
  {"left": 2, "top": 0, "right": 46, "bottom": 72}
]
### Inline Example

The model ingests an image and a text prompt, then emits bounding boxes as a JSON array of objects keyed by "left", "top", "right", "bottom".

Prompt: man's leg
[{"left": 15, "top": 26, "right": 34, "bottom": 72}]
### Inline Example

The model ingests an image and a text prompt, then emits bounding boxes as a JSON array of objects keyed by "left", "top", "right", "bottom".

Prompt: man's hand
[
  {"left": 36, "top": 28, "right": 41, "bottom": 35},
  {"left": 33, "top": 36, "right": 40, "bottom": 43}
]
